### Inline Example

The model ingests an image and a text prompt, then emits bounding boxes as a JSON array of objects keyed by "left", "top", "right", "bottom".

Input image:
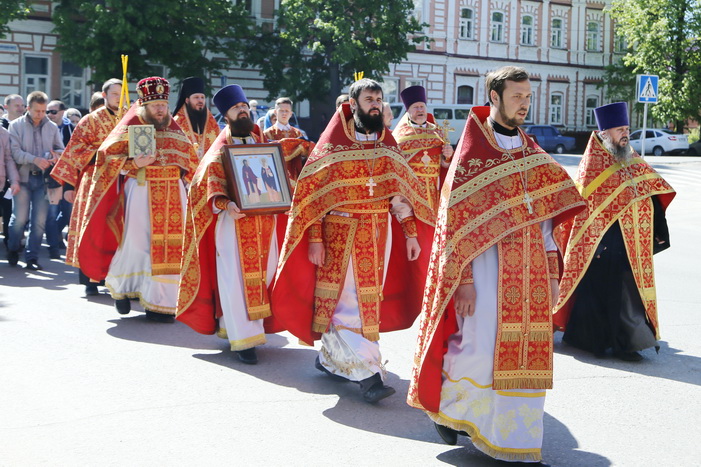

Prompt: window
[
  {"left": 585, "top": 96, "right": 599, "bottom": 127},
  {"left": 491, "top": 12, "right": 505, "bottom": 43},
  {"left": 551, "top": 18, "right": 563, "bottom": 48},
  {"left": 406, "top": 78, "right": 424, "bottom": 88},
  {"left": 455, "top": 108, "right": 470, "bottom": 120},
  {"left": 457, "top": 85, "right": 474, "bottom": 105},
  {"left": 521, "top": 15, "right": 534, "bottom": 46},
  {"left": 381, "top": 78, "right": 399, "bottom": 103},
  {"left": 614, "top": 26, "right": 627, "bottom": 53},
  {"left": 550, "top": 94, "right": 563, "bottom": 125},
  {"left": 433, "top": 108, "right": 453, "bottom": 120},
  {"left": 586, "top": 21, "right": 600, "bottom": 51},
  {"left": 460, "top": 8, "right": 474, "bottom": 40},
  {"left": 525, "top": 100, "right": 534, "bottom": 123},
  {"left": 24, "top": 56, "right": 49, "bottom": 96},
  {"left": 61, "top": 61, "right": 85, "bottom": 108}
]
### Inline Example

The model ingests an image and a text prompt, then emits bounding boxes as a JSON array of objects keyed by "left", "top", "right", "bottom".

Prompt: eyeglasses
[{"left": 46, "top": 110, "right": 59, "bottom": 115}]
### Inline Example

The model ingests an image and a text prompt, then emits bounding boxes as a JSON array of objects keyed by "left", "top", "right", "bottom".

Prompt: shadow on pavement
[
  {"left": 0, "top": 254, "right": 78, "bottom": 291},
  {"left": 555, "top": 333, "right": 701, "bottom": 387},
  {"left": 105, "top": 315, "right": 225, "bottom": 351}
]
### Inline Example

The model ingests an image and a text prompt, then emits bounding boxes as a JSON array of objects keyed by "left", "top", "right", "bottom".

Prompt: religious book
[{"left": 128, "top": 124, "right": 156, "bottom": 159}]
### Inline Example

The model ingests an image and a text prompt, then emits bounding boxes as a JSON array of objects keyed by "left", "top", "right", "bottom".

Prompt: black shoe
[
  {"left": 115, "top": 298, "right": 131, "bottom": 315},
  {"left": 145, "top": 310, "right": 175, "bottom": 323},
  {"left": 315, "top": 355, "right": 350, "bottom": 382},
  {"left": 359, "top": 373, "right": 396, "bottom": 403},
  {"left": 7, "top": 250, "right": 19, "bottom": 266},
  {"left": 49, "top": 250, "right": 61, "bottom": 260},
  {"left": 25, "top": 260, "right": 43, "bottom": 271},
  {"left": 235, "top": 347, "right": 258, "bottom": 365},
  {"left": 434, "top": 422, "right": 458, "bottom": 445},
  {"left": 614, "top": 350, "right": 644, "bottom": 362},
  {"left": 85, "top": 285, "right": 99, "bottom": 296}
]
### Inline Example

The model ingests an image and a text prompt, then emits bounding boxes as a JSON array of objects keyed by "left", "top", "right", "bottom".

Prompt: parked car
[
  {"left": 521, "top": 125, "right": 576, "bottom": 154},
  {"left": 389, "top": 103, "right": 472, "bottom": 145},
  {"left": 687, "top": 139, "right": 701, "bottom": 156},
  {"left": 629, "top": 129, "right": 689, "bottom": 156}
]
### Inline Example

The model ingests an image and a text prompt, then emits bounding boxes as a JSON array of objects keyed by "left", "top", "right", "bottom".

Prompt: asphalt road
[{"left": 1, "top": 154, "right": 699, "bottom": 466}]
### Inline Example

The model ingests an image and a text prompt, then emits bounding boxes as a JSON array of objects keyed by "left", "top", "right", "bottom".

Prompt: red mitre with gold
[
  {"left": 136, "top": 76, "right": 169, "bottom": 104},
  {"left": 553, "top": 132, "right": 675, "bottom": 334},
  {"left": 77, "top": 104, "right": 199, "bottom": 281},
  {"left": 271, "top": 103, "right": 436, "bottom": 346},
  {"left": 408, "top": 106, "right": 586, "bottom": 413}
]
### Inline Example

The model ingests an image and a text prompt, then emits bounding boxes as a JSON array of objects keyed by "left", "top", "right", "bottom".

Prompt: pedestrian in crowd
[
  {"left": 89, "top": 92, "right": 105, "bottom": 112},
  {"left": 76, "top": 77, "right": 198, "bottom": 322},
  {"left": 177, "top": 84, "right": 276, "bottom": 364},
  {"left": 172, "top": 76, "right": 219, "bottom": 159},
  {"left": 248, "top": 99, "right": 260, "bottom": 121},
  {"left": 1, "top": 94, "right": 25, "bottom": 247},
  {"left": 66, "top": 108, "right": 81, "bottom": 125},
  {"left": 408, "top": 66, "right": 585, "bottom": 464},
  {"left": 263, "top": 97, "right": 314, "bottom": 184},
  {"left": 45, "top": 100, "right": 75, "bottom": 259},
  {"left": 7, "top": 91, "right": 64, "bottom": 270},
  {"left": 392, "top": 85, "right": 453, "bottom": 212},
  {"left": 0, "top": 126, "right": 20, "bottom": 229},
  {"left": 381, "top": 102, "right": 393, "bottom": 128},
  {"left": 273, "top": 78, "right": 434, "bottom": 403},
  {"left": 554, "top": 102, "right": 676, "bottom": 361},
  {"left": 50, "top": 78, "right": 124, "bottom": 296},
  {"left": 335, "top": 94, "right": 349, "bottom": 109},
  {"left": 1, "top": 94, "right": 25, "bottom": 129}
]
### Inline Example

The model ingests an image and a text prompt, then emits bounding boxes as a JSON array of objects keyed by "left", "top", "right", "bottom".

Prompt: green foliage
[
  {"left": 0, "top": 1, "right": 30, "bottom": 39},
  {"left": 609, "top": 0, "right": 701, "bottom": 129},
  {"left": 242, "top": 0, "right": 429, "bottom": 105},
  {"left": 52, "top": 0, "right": 253, "bottom": 85}
]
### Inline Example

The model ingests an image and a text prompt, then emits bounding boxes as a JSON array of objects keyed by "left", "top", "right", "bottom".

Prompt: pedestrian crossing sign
[{"left": 637, "top": 74, "right": 659, "bottom": 103}]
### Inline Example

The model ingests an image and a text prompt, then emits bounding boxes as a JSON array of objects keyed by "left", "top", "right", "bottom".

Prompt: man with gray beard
[{"left": 553, "top": 102, "right": 676, "bottom": 361}]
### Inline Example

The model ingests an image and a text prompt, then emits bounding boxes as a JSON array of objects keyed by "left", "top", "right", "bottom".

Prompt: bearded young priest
[
  {"left": 172, "top": 76, "right": 219, "bottom": 159},
  {"left": 272, "top": 78, "right": 435, "bottom": 403},
  {"left": 77, "top": 77, "right": 199, "bottom": 322},
  {"left": 553, "top": 102, "right": 675, "bottom": 362},
  {"left": 408, "top": 66, "right": 585, "bottom": 464}
]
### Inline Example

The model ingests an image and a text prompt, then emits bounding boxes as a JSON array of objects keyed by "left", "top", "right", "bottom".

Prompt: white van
[{"left": 389, "top": 103, "right": 472, "bottom": 145}]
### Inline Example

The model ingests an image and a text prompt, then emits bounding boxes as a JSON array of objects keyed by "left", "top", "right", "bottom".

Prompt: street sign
[{"left": 637, "top": 74, "right": 659, "bottom": 103}]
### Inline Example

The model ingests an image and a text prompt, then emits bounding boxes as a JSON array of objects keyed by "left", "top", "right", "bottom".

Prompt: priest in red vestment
[
  {"left": 408, "top": 67, "right": 585, "bottom": 463},
  {"left": 78, "top": 77, "right": 199, "bottom": 322},
  {"left": 554, "top": 102, "right": 675, "bottom": 361},
  {"left": 392, "top": 85, "right": 453, "bottom": 212},
  {"left": 263, "top": 97, "right": 314, "bottom": 185},
  {"left": 50, "top": 78, "right": 123, "bottom": 296},
  {"left": 177, "top": 84, "right": 279, "bottom": 365},
  {"left": 272, "top": 79, "right": 435, "bottom": 403},
  {"left": 172, "top": 76, "right": 219, "bottom": 159}
]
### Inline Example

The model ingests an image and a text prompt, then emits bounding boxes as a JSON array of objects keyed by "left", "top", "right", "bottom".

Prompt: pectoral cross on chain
[
  {"left": 421, "top": 150, "right": 431, "bottom": 166},
  {"left": 523, "top": 192, "right": 534, "bottom": 214},
  {"left": 366, "top": 177, "right": 377, "bottom": 196},
  {"left": 155, "top": 149, "right": 168, "bottom": 166}
]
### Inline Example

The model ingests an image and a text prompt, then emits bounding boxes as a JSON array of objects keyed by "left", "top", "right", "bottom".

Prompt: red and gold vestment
[
  {"left": 553, "top": 132, "right": 675, "bottom": 335},
  {"left": 272, "top": 103, "right": 435, "bottom": 345},
  {"left": 408, "top": 106, "right": 586, "bottom": 412},
  {"left": 392, "top": 113, "right": 447, "bottom": 211},
  {"left": 173, "top": 105, "right": 219, "bottom": 159},
  {"left": 263, "top": 125, "right": 315, "bottom": 185},
  {"left": 77, "top": 106, "right": 199, "bottom": 281},
  {"left": 50, "top": 106, "right": 120, "bottom": 267}
]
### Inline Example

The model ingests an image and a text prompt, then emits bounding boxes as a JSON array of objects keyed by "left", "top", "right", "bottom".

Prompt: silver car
[{"left": 629, "top": 129, "right": 689, "bottom": 156}]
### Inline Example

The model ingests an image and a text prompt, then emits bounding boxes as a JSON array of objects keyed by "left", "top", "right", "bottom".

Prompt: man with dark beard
[
  {"left": 77, "top": 77, "right": 199, "bottom": 322},
  {"left": 177, "top": 84, "right": 279, "bottom": 364},
  {"left": 554, "top": 102, "right": 675, "bottom": 361},
  {"left": 173, "top": 77, "right": 219, "bottom": 159},
  {"left": 51, "top": 78, "right": 124, "bottom": 296},
  {"left": 272, "top": 78, "right": 435, "bottom": 403}
]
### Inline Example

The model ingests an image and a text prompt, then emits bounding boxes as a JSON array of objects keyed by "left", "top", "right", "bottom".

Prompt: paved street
[{"left": 1, "top": 155, "right": 700, "bottom": 466}]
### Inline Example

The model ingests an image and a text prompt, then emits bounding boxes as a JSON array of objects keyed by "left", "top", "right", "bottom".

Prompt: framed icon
[{"left": 220, "top": 143, "right": 293, "bottom": 215}]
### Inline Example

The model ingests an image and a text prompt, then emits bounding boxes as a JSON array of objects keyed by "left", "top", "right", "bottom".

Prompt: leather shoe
[
  {"left": 315, "top": 355, "right": 350, "bottom": 382},
  {"left": 434, "top": 422, "right": 458, "bottom": 445},
  {"left": 359, "top": 373, "right": 396, "bottom": 403},
  {"left": 235, "top": 347, "right": 258, "bottom": 364},
  {"left": 614, "top": 350, "right": 644, "bottom": 362},
  {"left": 25, "top": 260, "right": 43, "bottom": 271},
  {"left": 115, "top": 298, "right": 131, "bottom": 315},
  {"left": 7, "top": 250, "right": 19, "bottom": 266},
  {"left": 85, "top": 284, "right": 100, "bottom": 296},
  {"left": 49, "top": 250, "right": 61, "bottom": 260},
  {"left": 145, "top": 310, "right": 175, "bottom": 323}
]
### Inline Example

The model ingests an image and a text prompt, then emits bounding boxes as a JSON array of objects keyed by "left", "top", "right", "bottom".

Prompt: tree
[
  {"left": 609, "top": 0, "right": 701, "bottom": 130},
  {"left": 0, "top": 1, "right": 30, "bottom": 39},
  {"left": 242, "top": 0, "right": 428, "bottom": 134},
  {"left": 52, "top": 0, "right": 253, "bottom": 87}
]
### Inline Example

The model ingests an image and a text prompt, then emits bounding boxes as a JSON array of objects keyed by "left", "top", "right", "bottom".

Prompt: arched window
[
  {"left": 550, "top": 93, "right": 563, "bottom": 125},
  {"left": 521, "top": 15, "right": 534, "bottom": 45},
  {"left": 460, "top": 8, "right": 475, "bottom": 40},
  {"left": 491, "top": 12, "right": 505, "bottom": 42},
  {"left": 457, "top": 85, "right": 474, "bottom": 105}
]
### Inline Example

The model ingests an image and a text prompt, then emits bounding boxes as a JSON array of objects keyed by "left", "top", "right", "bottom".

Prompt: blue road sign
[{"left": 637, "top": 75, "right": 659, "bottom": 103}]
